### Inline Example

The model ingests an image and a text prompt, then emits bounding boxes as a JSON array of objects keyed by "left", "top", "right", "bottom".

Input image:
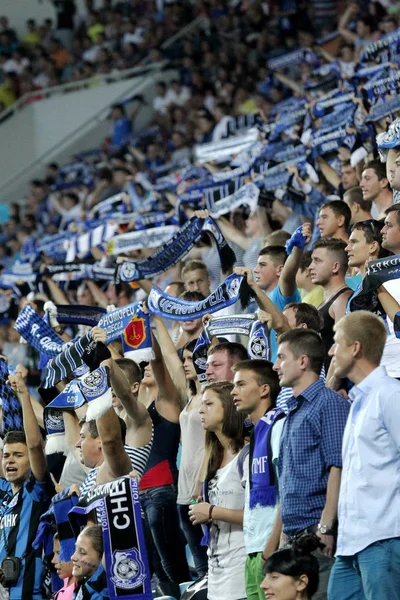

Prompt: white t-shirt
[
  {"left": 243, "top": 417, "right": 285, "bottom": 554},
  {"left": 153, "top": 94, "right": 170, "bottom": 115},
  {"left": 207, "top": 450, "right": 248, "bottom": 600},
  {"left": 381, "top": 279, "right": 400, "bottom": 377}
]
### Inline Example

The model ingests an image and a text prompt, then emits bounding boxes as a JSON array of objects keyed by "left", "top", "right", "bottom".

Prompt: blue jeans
[
  {"left": 177, "top": 503, "right": 208, "bottom": 578},
  {"left": 141, "top": 484, "right": 190, "bottom": 585},
  {"left": 328, "top": 538, "right": 400, "bottom": 600}
]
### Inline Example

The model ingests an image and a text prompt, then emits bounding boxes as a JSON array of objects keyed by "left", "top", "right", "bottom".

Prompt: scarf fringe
[
  {"left": 249, "top": 486, "right": 277, "bottom": 509},
  {"left": 200, "top": 524, "right": 210, "bottom": 547},
  {"left": 124, "top": 348, "right": 155, "bottom": 363},
  {"left": 86, "top": 389, "right": 113, "bottom": 421},
  {"left": 45, "top": 433, "right": 68, "bottom": 456}
]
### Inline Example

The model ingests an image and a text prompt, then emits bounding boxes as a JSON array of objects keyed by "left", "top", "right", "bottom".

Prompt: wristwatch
[{"left": 317, "top": 523, "right": 335, "bottom": 535}]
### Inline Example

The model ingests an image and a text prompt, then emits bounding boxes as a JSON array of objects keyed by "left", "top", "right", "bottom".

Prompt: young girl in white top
[{"left": 189, "top": 381, "right": 249, "bottom": 600}]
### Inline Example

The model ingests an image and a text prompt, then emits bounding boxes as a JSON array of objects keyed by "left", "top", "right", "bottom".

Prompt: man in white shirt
[{"left": 328, "top": 311, "right": 400, "bottom": 600}]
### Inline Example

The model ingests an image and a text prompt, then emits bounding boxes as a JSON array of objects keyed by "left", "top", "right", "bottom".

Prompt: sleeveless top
[
  {"left": 177, "top": 400, "right": 205, "bottom": 505},
  {"left": 139, "top": 400, "right": 181, "bottom": 491},
  {"left": 80, "top": 437, "right": 153, "bottom": 496},
  {"left": 318, "top": 287, "right": 351, "bottom": 369}
]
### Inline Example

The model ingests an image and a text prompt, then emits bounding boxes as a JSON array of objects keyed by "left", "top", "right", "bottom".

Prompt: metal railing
[{"left": 0, "top": 15, "right": 207, "bottom": 124}]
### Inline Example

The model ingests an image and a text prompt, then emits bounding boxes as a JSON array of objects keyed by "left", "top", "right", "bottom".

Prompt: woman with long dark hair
[
  {"left": 261, "top": 534, "right": 323, "bottom": 600},
  {"left": 189, "top": 381, "right": 248, "bottom": 600}
]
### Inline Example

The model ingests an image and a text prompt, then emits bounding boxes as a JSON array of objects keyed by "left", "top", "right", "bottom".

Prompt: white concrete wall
[
  {"left": 0, "top": 69, "right": 177, "bottom": 203},
  {"left": 2, "top": 0, "right": 93, "bottom": 37}
]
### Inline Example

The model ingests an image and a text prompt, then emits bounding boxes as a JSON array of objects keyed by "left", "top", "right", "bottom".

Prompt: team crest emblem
[
  {"left": 250, "top": 336, "right": 267, "bottom": 358},
  {"left": 227, "top": 277, "right": 240, "bottom": 299},
  {"left": 111, "top": 548, "right": 146, "bottom": 589},
  {"left": 124, "top": 317, "right": 146, "bottom": 349},
  {"left": 121, "top": 262, "right": 139, "bottom": 281},
  {"left": 83, "top": 370, "right": 103, "bottom": 388}
]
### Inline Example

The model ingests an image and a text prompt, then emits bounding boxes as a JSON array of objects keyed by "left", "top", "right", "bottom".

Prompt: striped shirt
[
  {"left": 0, "top": 473, "right": 54, "bottom": 600},
  {"left": 80, "top": 436, "right": 153, "bottom": 497}
]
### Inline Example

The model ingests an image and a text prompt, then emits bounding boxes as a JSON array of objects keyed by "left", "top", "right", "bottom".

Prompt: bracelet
[
  {"left": 209, "top": 504, "right": 215, "bottom": 521},
  {"left": 261, "top": 554, "right": 268, "bottom": 563}
]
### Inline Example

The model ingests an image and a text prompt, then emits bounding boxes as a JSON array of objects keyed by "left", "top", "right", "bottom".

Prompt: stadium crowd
[{"left": 0, "top": 1, "right": 400, "bottom": 600}]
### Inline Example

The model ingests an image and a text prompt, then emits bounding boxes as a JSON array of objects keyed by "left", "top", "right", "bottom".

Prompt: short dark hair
[
  {"left": 179, "top": 290, "right": 206, "bottom": 302},
  {"left": 385, "top": 202, "right": 400, "bottom": 227},
  {"left": 299, "top": 250, "right": 312, "bottom": 271},
  {"left": 344, "top": 186, "right": 372, "bottom": 212},
  {"left": 312, "top": 238, "right": 348, "bottom": 276},
  {"left": 232, "top": 359, "right": 280, "bottom": 405},
  {"left": 208, "top": 342, "right": 248, "bottom": 363},
  {"left": 284, "top": 303, "right": 323, "bottom": 332},
  {"left": 84, "top": 418, "right": 127, "bottom": 445},
  {"left": 351, "top": 219, "right": 384, "bottom": 245},
  {"left": 3, "top": 431, "right": 26, "bottom": 446},
  {"left": 277, "top": 329, "right": 324, "bottom": 375},
  {"left": 115, "top": 358, "right": 142, "bottom": 385},
  {"left": 320, "top": 200, "right": 351, "bottom": 231},
  {"left": 364, "top": 160, "right": 388, "bottom": 183},
  {"left": 258, "top": 245, "right": 287, "bottom": 267}
]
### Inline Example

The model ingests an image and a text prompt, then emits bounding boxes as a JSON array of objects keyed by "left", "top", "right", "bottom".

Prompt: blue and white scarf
[
  {"left": 115, "top": 216, "right": 235, "bottom": 283},
  {"left": 209, "top": 182, "right": 260, "bottom": 217},
  {"left": 43, "top": 332, "right": 111, "bottom": 388},
  {"left": 44, "top": 408, "right": 67, "bottom": 455},
  {"left": 108, "top": 225, "right": 178, "bottom": 255},
  {"left": 121, "top": 305, "right": 154, "bottom": 363},
  {"left": 0, "top": 358, "right": 23, "bottom": 434},
  {"left": 97, "top": 303, "right": 152, "bottom": 354},
  {"left": 55, "top": 305, "right": 107, "bottom": 327},
  {"left": 147, "top": 273, "right": 254, "bottom": 321},
  {"left": 69, "top": 476, "right": 152, "bottom": 600},
  {"left": 360, "top": 27, "right": 400, "bottom": 63},
  {"left": 249, "top": 408, "right": 284, "bottom": 508},
  {"left": 79, "top": 366, "right": 112, "bottom": 421},
  {"left": 15, "top": 304, "right": 64, "bottom": 357}
]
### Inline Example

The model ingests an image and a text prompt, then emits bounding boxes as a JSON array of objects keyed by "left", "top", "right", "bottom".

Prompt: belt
[{"left": 286, "top": 525, "right": 319, "bottom": 544}]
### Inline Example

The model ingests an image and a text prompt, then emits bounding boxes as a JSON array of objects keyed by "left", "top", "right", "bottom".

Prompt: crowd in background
[{"left": 0, "top": 1, "right": 400, "bottom": 600}]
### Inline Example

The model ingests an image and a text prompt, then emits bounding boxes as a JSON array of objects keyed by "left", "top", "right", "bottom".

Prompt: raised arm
[
  {"left": 377, "top": 287, "right": 400, "bottom": 323},
  {"left": 279, "top": 223, "right": 312, "bottom": 297},
  {"left": 42, "top": 273, "right": 70, "bottom": 305},
  {"left": 152, "top": 315, "right": 187, "bottom": 396},
  {"left": 101, "top": 358, "right": 149, "bottom": 427},
  {"left": 8, "top": 374, "right": 47, "bottom": 482},
  {"left": 86, "top": 281, "right": 108, "bottom": 308},
  {"left": 151, "top": 332, "right": 185, "bottom": 411},
  {"left": 317, "top": 157, "right": 341, "bottom": 191},
  {"left": 338, "top": 3, "right": 359, "bottom": 44},
  {"left": 96, "top": 407, "right": 132, "bottom": 482},
  {"left": 234, "top": 267, "right": 289, "bottom": 333},
  {"left": 216, "top": 217, "right": 251, "bottom": 250}
]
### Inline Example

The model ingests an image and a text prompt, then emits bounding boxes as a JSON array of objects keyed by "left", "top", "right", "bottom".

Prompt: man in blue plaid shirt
[{"left": 265, "top": 329, "right": 349, "bottom": 600}]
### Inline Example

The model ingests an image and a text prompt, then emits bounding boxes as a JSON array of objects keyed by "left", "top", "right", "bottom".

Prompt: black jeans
[
  {"left": 177, "top": 503, "right": 208, "bottom": 578},
  {"left": 141, "top": 484, "right": 190, "bottom": 586}
]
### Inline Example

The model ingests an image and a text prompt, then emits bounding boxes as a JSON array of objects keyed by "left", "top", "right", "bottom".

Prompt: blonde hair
[{"left": 335, "top": 311, "right": 387, "bottom": 364}]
